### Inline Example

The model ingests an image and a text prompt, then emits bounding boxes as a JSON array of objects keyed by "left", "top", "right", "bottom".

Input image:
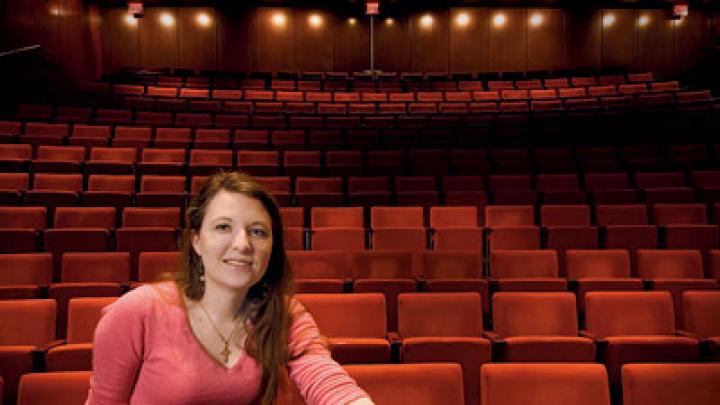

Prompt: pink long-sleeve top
[{"left": 85, "top": 282, "right": 369, "bottom": 405}]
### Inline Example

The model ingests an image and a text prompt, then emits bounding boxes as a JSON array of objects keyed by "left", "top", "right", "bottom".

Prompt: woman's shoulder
[{"left": 105, "top": 281, "right": 180, "bottom": 317}]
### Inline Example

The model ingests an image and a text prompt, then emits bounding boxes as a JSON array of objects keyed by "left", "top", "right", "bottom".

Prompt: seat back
[
  {"left": 54, "top": 207, "right": 116, "bottom": 229},
  {"left": 66, "top": 297, "right": 118, "bottom": 343},
  {"left": 585, "top": 291, "right": 675, "bottom": 336},
  {"left": 636, "top": 249, "right": 704, "bottom": 279},
  {"left": 541, "top": 205, "right": 591, "bottom": 226},
  {"left": 0, "top": 299, "right": 56, "bottom": 345},
  {"left": 485, "top": 205, "right": 535, "bottom": 227},
  {"left": 565, "top": 249, "right": 632, "bottom": 279},
  {"left": 682, "top": 291, "right": 720, "bottom": 338},
  {"left": 653, "top": 204, "right": 708, "bottom": 225},
  {"left": 32, "top": 173, "right": 82, "bottom": 191},
  {"left": 88, "top": 175, "right": 135, "bottom": 192},
  {"left": 430, "top": 206, "right": 479, "bottom": 228},
  {"left": 595, "top": 205, "right": 649, "bottom": 225},
  {"left": 122, "top": 207, "right": 180, "bottom": 228},
  {"left": 420, "top": 251, "right": 483, "bottom": 279},
  {"left": 371, "top": 206, "right": 424, "bottom": 228},
  {"left": 0, "top": 253, "right": 53, "bottom": 285},
  {"left": 622, "top": 364, "right": 720, "bottom": 405},
  {"left": 398, "top": 292, "right": 483, "bottom": 337},
  {"left": 311, "top": 207, "right": 364, "bottom": 228},
  {"left": 0, "top": 206, "right": 46, "bottom": 229},
  {"left": 61, "top": 252, "right": 130, "bottom": 283},
  {"left": 481, "top": 363, "right": 610, "bottom": 405},
  {"left": 138, "top": 251, "right": 181, "bottom": 282},
  {"left": 294, "top": 293, "right": 387, "bottom": 338},
  {"left": 286, "top": 251, "right": 347, "bottom": 279},
  {"left": 490, "top": 250, "right": 558, "bottom": 278},
  {"left": 348, "top": 250, "right": 415, "bottom": 278},
  {"left": 344, "top": 364, "right": 464, "bottom": 405},
  {"left": 17, "top": 371, "right": 91, "bottom": 405},
  {"left": 492, "top": 292, "right": 579, "bottom": 336}
]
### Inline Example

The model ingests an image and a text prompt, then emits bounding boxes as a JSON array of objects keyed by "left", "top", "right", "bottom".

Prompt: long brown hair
[{"left": 177, "top": 171, "right": 294, "bottom": 405}]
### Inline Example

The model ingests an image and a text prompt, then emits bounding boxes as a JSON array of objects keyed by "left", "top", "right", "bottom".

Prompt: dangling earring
[{"left": 199, "top": 265, "right": 205, "bottom": 282}]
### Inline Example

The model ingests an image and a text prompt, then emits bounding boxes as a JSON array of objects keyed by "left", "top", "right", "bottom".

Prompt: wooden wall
[
  {"left": 0, "top": 2, "right": 716, "bottom": 79},
  {"left": 0, "top": 0, "right": 101, "bottom": 80}
]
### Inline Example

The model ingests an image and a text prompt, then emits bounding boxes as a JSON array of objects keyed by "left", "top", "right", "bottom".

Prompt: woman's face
[{"left": 191, "top": 190, "right": 273, "bottom": 294}]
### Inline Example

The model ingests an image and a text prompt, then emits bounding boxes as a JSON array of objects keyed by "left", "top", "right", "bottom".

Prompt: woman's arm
[{"left": 85, "top": 290, "right": 149, "bottom": 404}]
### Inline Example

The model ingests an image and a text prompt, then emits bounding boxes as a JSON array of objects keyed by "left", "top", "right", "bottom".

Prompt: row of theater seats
[
  {"left": 4, "top": 142, "right": 720, "bottom": 174},
  {"left": 2, "top": 291, "right": 719, "bottom": 405},
  {"left": 2, "top": 247, "right": 718, "bottom": 333},
  {"left": 3, "top": 203, "right": 720, "bottom": 256},
  {"left": 105, "top": 82, "right": 690, "bottom": 100},
  {"left": 9, "top": 246, "right": 720, "bottom": 332},
  {"left": 12, "top": 90, "right": 717, "bottom": 127},
  {"left": 4, "top": 170, "right": 720, "bottom": 207},
  {"left": 103, "top": 71, "right": 660, "bottom": 90},
  {"left": 9, "top": 363, "right": 720, "bottom": 405},
  {"left": 3, "top": 142, "right": 720, "bottom": 173}
]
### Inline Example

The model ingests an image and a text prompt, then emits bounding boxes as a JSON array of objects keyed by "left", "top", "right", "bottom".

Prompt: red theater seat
[
  {"left": 622, "top": 363, "right": 720, "bottom": 405},
  {"left": 45, "top": 297, "right": 118, "bottom": 371},
  {"left": 481, "top": 363, "right": 611, "bottom": 405},
  {"left": 490, "top": 250, "right": 566, "bottom": 292},
  {"left": 0, "top": 253, "right": 52, "bottom": 299},
  {"left": 683, "top": 290, "right": 720, "bottom": 361},
  {"left": 294, "top": 293, "right": 391, "bottom": 363},
  {"left": 84, "top": 147, "right": 136, "bottom": 175},
  {"left": 398, "top": 292, "right": 491, "bottom": 405},
  {"left": 310, "top": 207, "right": 365, "bottom": 251},
  {"left": 0, "top": 206, "right": 45, "bottom": 253},
  {"left": 429, "top": 206, "right": 483, "bottom": 250},
  {"left": 636, "top": 249, "right": 718, "bottom": 328},
  {"left": 287, "top": 250, "right": 346, "bottom": 293},
  {"left": 0, "top": 299, "right": 57, "bottom": 405},
  {"left": 566, "top": 249, "right": 643, "bottom": 314},
  {"left": 82, "top": 174, "right": 134, "bottom": 207},
  {"left": 17, "top": 371, "right": 91, "bottom": 405},
  {"left": 489, "top": 292, "right": 595, "bottom": 361},
  {"left": 584, "top": 291, "right": 700, "bottom": 388}
]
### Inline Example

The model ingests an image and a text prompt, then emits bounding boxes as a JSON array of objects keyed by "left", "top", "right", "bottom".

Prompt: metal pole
[{"left": 370, "top": 14, "right": 375, "bottom": 79}]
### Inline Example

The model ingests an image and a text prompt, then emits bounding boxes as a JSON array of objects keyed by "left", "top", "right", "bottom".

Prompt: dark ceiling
[{"left": 94, "top": 0, "right": 718, "bottom": 9}]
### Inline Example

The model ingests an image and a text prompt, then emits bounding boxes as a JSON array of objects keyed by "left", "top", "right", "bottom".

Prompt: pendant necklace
[{"left": 198, "top": 302, "right": 242, "bottom": 365}]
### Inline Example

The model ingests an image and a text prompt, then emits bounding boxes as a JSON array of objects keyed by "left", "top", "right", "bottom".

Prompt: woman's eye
[
  {"left": 250, "top": 228, "right": 269, "bottom": 238},
  {"left": 215, "top": 223, "right": 231, "bottom": 232}
]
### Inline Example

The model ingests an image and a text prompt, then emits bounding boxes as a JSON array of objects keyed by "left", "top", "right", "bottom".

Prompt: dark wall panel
[
  {"left": 527, "top": 8, "right": 566, "bottom": 71},
  {"left": 488, "top": 8, "right": 527, "bottom": 72},
  {"left": 410, "top": 10, "right": 450, "bottom": 72},
  {"left": 450, "top": 8, "right": 489, "bottom": 73},
  {"left": 217, "top": 9, "right": 254, "bottom": 72},
  {"left": 101, "top": 8, "right": 140, "bottom": 72},
  {"left": 374, "top": 16, "right": 411, "bottom": 73},
  {"left": 296, "top": 10, "right": 334, "bottom": 72},
  {"left": 601, "top": 9, "right": 637, "bottom": 69},
  {"left": 178, "top": 7, "right": 217, "bottom": 71},
  {"left": 333, "top": 17, "right": 369, "bottom": 73},
  {"left": 638, "top": 10, "right": 675, "bottom": 78},
  {"left": 140, "top": 8, "right": 179, "bottom": 70},
  {"left": 566, "top": 9, "right": 601, "bottom": 69},
  {"left": 256, "top": 8, "right": 296, "bottom": 72},
  {"left": 675, "top": 10, "right": 712, "bottom": 69}
]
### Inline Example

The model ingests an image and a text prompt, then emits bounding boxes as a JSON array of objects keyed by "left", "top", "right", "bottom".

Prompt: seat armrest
[
  {"left": 32, "top": 339, "right": 66, "bottom": 371},
  {"left": 387, "top": 332, "right": 402, "bottom": 363},
  {"left": 675, "top": 329, "right": 698, "bottom": 338}
]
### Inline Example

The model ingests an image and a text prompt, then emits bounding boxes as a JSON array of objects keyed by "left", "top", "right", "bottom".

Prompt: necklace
[{"left": 198, "top": 302, "right": 242, "bottom": 365}]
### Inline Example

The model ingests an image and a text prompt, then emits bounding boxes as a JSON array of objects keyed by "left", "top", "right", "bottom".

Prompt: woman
[{"left": 86, "top": 172, "right": 373, "bottom": 405}]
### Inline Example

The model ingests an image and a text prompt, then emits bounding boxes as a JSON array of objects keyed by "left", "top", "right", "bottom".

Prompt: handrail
[{"left": 0, "top": 44, "right": 62, "bottom": 69}]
